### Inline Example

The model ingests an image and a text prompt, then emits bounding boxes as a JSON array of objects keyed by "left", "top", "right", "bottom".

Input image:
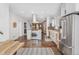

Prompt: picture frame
[{"left": 13, "top": 22, "right": 17, "bottom": 28}]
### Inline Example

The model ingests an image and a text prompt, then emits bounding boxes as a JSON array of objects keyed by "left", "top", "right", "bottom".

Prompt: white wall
[
  {"left": 0, "top": 4, "right": 22, "bottom": 41},
  {"left": 0, "top": 4, "right": 10, "bottom": 42},
  {"left": 26, "top": 21, "right": 32, "bottom": 40},
  {"left": 9, "top": 12, "right": 24, "bottom": 40},
  {"left": 9, "top": 11, "right": 33, "bottom": 40}
]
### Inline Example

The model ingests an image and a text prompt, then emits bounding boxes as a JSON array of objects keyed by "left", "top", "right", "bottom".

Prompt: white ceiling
[{"left": 10, "top": 3, "right": 61, "bottom": 19}]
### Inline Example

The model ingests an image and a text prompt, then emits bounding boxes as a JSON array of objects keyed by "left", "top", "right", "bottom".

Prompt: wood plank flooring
[{"left": 16, "top": 36, "right": 62, "bottom": 55}]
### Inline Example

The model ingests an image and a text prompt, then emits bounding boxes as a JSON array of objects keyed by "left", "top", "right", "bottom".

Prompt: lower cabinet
[
  {"left": 62, "top": 47, "right": 72, "bottom": 55},
  {"left": 59, "top": 41, "right": 72, "bottom": 55}
]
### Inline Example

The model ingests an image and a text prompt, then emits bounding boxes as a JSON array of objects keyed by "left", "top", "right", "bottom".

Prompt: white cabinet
[
  {"left": 60, "top": 14, "right": 79, "bottom": 55},
  {"left": 72, "top": 15, "right": 79, "bottom": 55},
  {"left": 61, "top": 3, "right": 75, "bottom": 16},
  {"left": 65, "top": 3, "right": 75, "bottom": 14}
]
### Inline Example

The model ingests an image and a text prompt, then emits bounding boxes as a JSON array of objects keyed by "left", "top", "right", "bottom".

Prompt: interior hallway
[{"left": 0, "top": 3, "right": 79, "bottom": 55}]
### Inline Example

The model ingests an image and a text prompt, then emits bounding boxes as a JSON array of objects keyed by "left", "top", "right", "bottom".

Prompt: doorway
[{"left": 24, "top": 22, "right": 27, "bottom": 39}]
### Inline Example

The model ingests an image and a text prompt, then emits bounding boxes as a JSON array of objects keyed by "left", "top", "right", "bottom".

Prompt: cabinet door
[
  {"left": 61, "top": 3, "right": 66, "bottom": 16},
  {"left": 60, "top": 15, "right": 73, "bottom": 55},
  {"left": 65, "top": 3, "right": 75, "bottom": 14},
  {"left": 61, "top": 3, "right": 75, "bottom": 16}
]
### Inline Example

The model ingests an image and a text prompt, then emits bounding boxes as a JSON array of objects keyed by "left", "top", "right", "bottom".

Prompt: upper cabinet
[
  {"left": 61, "top": 3, "right": 75, "bottom": 16},
  {"left": 61, "top": 3, "right": 66, "bottom": 16}
]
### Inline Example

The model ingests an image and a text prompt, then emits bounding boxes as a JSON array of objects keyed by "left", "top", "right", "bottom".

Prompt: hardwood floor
[{"left": 16, "top": 36, "right": 62, "bottom": 55}]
